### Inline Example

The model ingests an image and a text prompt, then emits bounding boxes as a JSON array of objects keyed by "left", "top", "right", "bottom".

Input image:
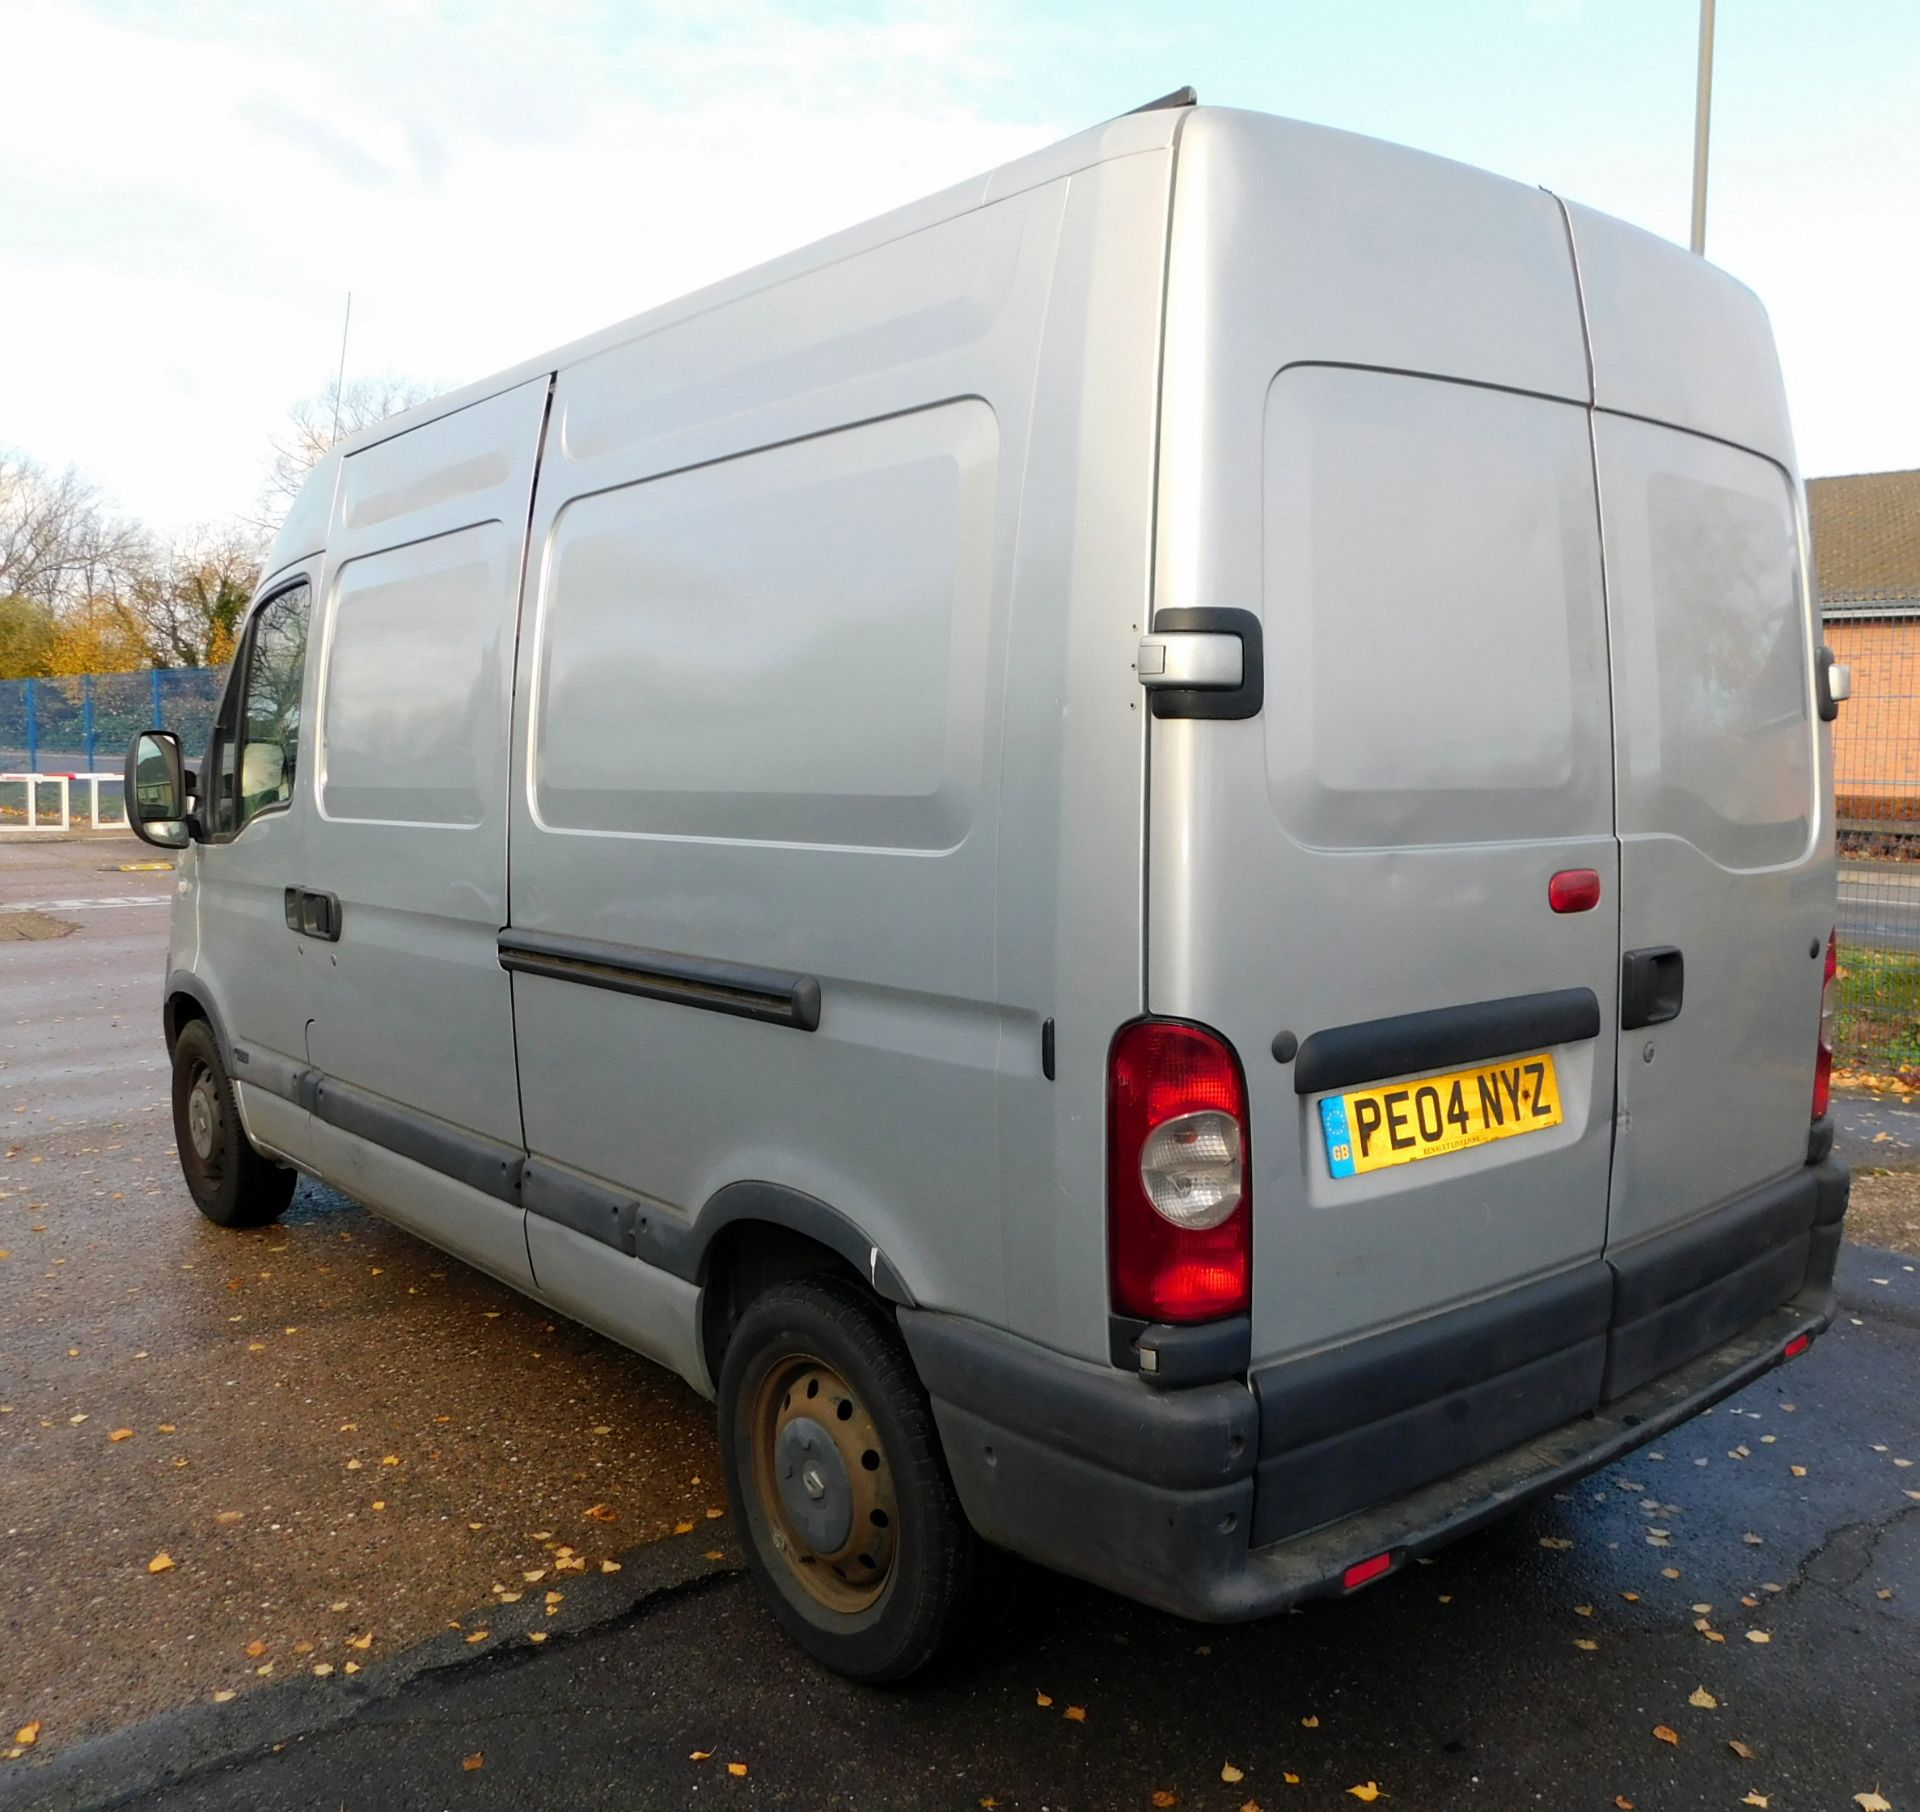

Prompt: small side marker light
[
  {"left": 1783, "top": 1334, "right": 1811, "bottom": 1359},
  {"left": 1548, "top": 869, "right": 1603, "bottom": 914},
  {"left": 1342, "top": 1551, "right": 1393, "bottom": 1591}
]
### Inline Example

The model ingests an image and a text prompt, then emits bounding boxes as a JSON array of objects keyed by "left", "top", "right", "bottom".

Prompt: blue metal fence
[{"left": 0, "top": 667, "right": 226, "bottom": 773}]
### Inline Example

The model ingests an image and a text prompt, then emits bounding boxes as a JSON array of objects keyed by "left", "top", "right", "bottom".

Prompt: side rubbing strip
[
  {"left": 499, "top": 930, "right": 821, "bottom": 1031},
  {"left": 312, "top": 1078, "right": 524, "bottom": 1206},
  {"left": 1293, "top": 988, "right": 1601, "bottom": 1096}
]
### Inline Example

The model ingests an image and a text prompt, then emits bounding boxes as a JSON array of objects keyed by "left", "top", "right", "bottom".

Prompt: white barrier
[{"left": 0, "top": 772, "right": 129, "bottom": 832}]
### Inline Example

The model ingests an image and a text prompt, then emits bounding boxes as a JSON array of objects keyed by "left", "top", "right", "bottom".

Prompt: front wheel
[
  {"left": 170, "top": 1019, "right": 297, "bottom": 1229},
  {"left": 718, "top": 1276, "right": 980, "bottom": 1682}
]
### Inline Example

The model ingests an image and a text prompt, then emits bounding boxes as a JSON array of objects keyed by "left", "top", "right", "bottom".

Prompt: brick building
[{"left": 1809, "top": 467, "right": 1920, "bottom": 831}]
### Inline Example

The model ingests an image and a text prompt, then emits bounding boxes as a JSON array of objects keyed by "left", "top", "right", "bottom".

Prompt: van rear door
[
  {"left": 1147, "top": 116, "right": 1622, "bottom": 1540},
  {"left": 1564, "top": 205, "right": 1833, "bottom": 1395}
]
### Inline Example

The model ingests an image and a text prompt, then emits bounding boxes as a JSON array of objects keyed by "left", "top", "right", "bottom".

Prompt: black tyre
[
  {"left": 718, "top": 1275, "right": 980, "bottom": 1683},
  {"left": 170, "top": 1019, "right": 297, "bottom": 1229}
]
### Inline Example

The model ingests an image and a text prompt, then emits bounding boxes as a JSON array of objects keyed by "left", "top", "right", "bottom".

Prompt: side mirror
[{"left": 124, "top": 730, "right": 194, "bottom": 849}]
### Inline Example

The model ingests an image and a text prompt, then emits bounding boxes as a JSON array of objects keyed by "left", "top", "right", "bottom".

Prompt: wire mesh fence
[
  {"left": 0, "top": 668, "right": 226, "bottom": 777},
  {"left": 1829, "top": 611, "right": 1920, "bottom": 1072}
]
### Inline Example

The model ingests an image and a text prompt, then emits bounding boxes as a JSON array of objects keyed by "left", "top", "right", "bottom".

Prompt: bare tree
[
  {"left": 0, "top": 453, "right": 143, "bottom": 611},
  {"left": 261, "top": 375, "right": 435, "bottom": 523},
  {"left": 116, "top": 528, "right": 265, "bottom": 668}
]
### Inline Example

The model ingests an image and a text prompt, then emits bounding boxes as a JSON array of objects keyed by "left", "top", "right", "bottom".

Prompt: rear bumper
[{"left": 900, "top": 1156, "right": 1847, "bottom": 1624}]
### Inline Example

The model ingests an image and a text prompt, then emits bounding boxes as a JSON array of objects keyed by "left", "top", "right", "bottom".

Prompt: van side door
[
  {"left": 184, "top": 571, "right": 317, "bottom": 1143},
  {"left": 298, "top": 376, "right": 552, "bottom": 1288}
]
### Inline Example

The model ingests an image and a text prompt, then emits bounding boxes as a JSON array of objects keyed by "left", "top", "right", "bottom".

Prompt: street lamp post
[{"left": 1690, "top": 0, "right": 1716, "bottom": 255}]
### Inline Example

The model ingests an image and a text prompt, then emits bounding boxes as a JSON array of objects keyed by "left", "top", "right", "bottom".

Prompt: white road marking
[{"left": 7, "top": 895, "right": 169, "bottom": 912}]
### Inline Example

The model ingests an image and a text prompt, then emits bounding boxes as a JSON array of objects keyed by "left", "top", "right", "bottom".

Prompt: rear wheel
[
  {"left": 170, "top": 1019, "right": 297, "bottom": 1229},
  {"left": 718, "top": 1275, "right": 978, "bottom": 1682}
]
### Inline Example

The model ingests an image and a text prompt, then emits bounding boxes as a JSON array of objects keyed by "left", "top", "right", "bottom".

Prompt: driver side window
[{"left": 209, "top": 580, "right": 312, "bottom": 837}]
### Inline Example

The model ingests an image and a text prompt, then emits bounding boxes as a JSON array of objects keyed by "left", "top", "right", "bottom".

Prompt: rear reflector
[
  {"left": 1342, "top": 1551, "right": 1394, "bottom": 1591},
  {"left": 1783, "top": 1333, "right": 1812, "bottom": 1359},
  {"left": 1548, "top": 868, "right": 1602, "bottom": 914}
]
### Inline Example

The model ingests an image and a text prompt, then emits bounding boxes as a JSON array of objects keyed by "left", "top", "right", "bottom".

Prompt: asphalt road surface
[
  {"left": 1839, "top": 862, "right": 1920, "bottom": 955},
  {"left": 4, "top": 833, "right": 1918, "bottom": 1812}
]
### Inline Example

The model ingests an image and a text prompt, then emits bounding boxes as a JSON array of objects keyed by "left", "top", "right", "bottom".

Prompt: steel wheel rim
[
  {"left": 182, "top": 1060, "right": 226, "bottom": 1189},
  {"left": 749, "top": 1352, "right": 897, "bottom": 1613}
]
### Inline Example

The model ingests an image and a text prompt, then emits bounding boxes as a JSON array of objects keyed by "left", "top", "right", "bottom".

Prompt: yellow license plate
[{"left": 1318, "top": 1052, "right": 1562, "bottom": 1178}]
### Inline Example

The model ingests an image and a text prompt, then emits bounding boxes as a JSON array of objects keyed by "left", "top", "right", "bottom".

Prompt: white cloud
[{"left": 0, "top": 0, "right": 1058, "bottom": 529}]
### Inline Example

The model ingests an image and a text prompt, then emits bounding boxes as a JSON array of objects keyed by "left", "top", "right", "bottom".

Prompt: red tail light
[
  {"left": 1813, "top": 929, "right": 1837, "bottom": 1121},
  {"left": 1108, "top": 1019, "right": 1251, "bottom": 1323}
]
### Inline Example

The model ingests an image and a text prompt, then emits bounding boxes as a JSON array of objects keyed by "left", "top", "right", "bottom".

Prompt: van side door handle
[
  {"left": 1620, "top": 946, "right": 1683, "bottom": 1029},
  {"left": 283, "top": 886, "right": 343, "bottom": 943}
]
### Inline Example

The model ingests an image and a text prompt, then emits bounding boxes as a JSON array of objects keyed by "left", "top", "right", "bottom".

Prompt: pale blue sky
[{"left": 2, "top": 0, "right": 1916, "bottom": 530}]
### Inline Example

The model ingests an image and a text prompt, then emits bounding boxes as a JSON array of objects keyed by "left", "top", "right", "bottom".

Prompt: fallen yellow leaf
[
  {"left": 1035, "top": 1691, "right": 1053, "bottom": 1707},
  {"left": 1745, "top": 1630, "right": 1771, "bottom": 1645},
  {"left": 465, "top": 1630, "right": 489, "bottom": 1644},
  {"left": 584, "top": 1503, "right": 617, "bottom": 1523},
  {"left": 1855, "top": 1795, "right": 1892, "bottom": 1812},
  {"left": 211, "top": 1690, "right": 236, "bottom": 1703},
  {"left": 1539, "top": 1536, "right": 1573, "bottom": 1551},
  {"left": 312, "top": 1663, "right": 333, "bottom": 1677},
  {"left": 1689, "top": 1687, "right": 1719, "bottom": 1709},
  {"left": 109, "top": 1428, "right": 134, "bottom": 1442},
  {"left": 1742, "top": 1796, "right": 1769, "bottom": 1808},
  {"left": 1661, "top": 1567, "right": 1682, "bottom": 1580},
  {"left": 348, "top": 1633, "right": 373, "bottom": 1651},
  {"left": 1063, "top": 1705, "right": 1086, "bottom": 1722},
  {"left": 674, "top": 1520, "right": 696, "bottom": 1535},
  {"left": 1284, "top": 1774, "right": 1301, "bottom": 1786},
  {"left": 13, "top": 1722, "right": 41, "bottom": 1747},
  {"left": 1574, "top": 1638, "right": 1599, "bottom": 1652},
  {"left": 727, "top": 1762, "right": 748, "bottom": 1777},
  {"left": 462, "top": 1752, "right": 484, "bottom": 1771},
  {"left": 1653, "top": 1725, "right": 1680, "bottom": 1746},
  {"left": 601, "top": 1559, "right": 622, "bottom": 1574},
  {"left": 1301, "top": 1715, "right": 1320, "bottom": 1729},
  {"left": 245, "top": 1640, "right": 267, "bottom": 1659},
  {"left": 1222, "top": 1762, "right": 1245, "bottom": 1784},
  {"left": 690, "top": 1751, "right": 712, "bottom": 1762},
  {"left": 527, "top": 1630, "right": 548, "bottom": 1644},
  {"left": 1152, "top": 1795, "right": 1177, "bottom": 1809},
  {"left": 1347, "top": 1785, "right": 1384, "bottom": 1803},
  {"left": 147, "top": 1552, "right": 175, "bottom": 1574},
  {"left": 1615, "top": 1798, "right": 1635, "bottom": 1811},
  {"left": 1574, "top": 1603, "right": 1594, "bottom": 1617}
]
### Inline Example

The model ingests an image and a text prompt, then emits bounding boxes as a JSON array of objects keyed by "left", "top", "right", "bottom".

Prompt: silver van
[{"left": 127, "top": 95, "right": 1851, "bottom": 1681}]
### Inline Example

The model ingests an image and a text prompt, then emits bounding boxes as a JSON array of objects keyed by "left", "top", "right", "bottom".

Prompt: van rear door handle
[
  {"left": 283, "top": 886, "right": 343, "bottom": 943},
  {"left": 1620, "top": 946, "right": 1684, "bottom": 1029},
  {"left": 1139, "top": 607, "right": 1265, "bottom": 721}
]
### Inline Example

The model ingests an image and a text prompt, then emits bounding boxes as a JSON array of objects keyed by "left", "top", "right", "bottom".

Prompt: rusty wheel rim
[{"left": 749, "top": 1353, "right": 897, "bottom": 1614}]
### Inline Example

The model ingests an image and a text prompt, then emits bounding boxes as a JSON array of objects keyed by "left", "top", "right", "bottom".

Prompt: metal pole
[{"left": 1690, "top": 0, "right": 1716, "bottom": 255}]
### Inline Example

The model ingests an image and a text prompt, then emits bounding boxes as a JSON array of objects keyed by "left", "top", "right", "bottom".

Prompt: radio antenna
[{"left": 330, "top": 291, "right": 353, "bottom": 440}]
